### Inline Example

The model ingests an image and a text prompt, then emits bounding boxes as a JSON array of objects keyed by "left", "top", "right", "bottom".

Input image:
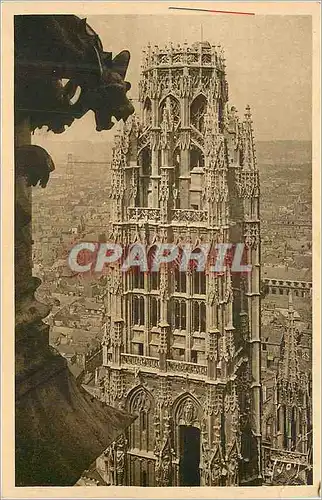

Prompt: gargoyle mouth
[{"left": 95, "top": 101, "right": 135, "bottom": 132}]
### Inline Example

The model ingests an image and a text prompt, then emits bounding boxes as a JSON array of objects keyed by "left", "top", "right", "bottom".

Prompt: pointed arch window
[
  {"left": 192, "top": 301, "right": 206, "bottom": 333},
  {"left": 173, "top": 147, "right": 181, "bottom": 208},
  {"left": 128, "top": 387, "right": 154, "bottom": 452},
  {"left": 190, "top": 248, "right": 206, "bottom": 295},
  {"left": 174, "top": 267, "right": 187, "bottom": 293},
  {"left": 173, "top": 299, "right": 187, "bottom": 330},
  {"left": 193, "top": 271, "right": 206, "bottom": 295},
  {"left": 148, "top": 246, "right": 160, "bottom": 290},
  {"left": 141, "top": 147, "right": 151, "bottom": 177},
  {"left": 190, "top": 147, "right": 205, "bottom": 170},
  {"left": 190, "top": 95, "right": 207, "bottom": 133},
  {"left": 143, "top": 97, "right": 152, "bottom": 128},
  {"left": 150, "top": 297, "right": 160, "bottom": 327},
  {"left": 132, "top": 267, "right": 145, "bottom": 289},
  {"left": 174, "top": 249, "right": 186, "bottom": 293},
  {"left": 132, "top": 295, "right": 145, "bottom": 326},
  {"left": 159, "top": 95, "right": 180, "bottom": 128}
]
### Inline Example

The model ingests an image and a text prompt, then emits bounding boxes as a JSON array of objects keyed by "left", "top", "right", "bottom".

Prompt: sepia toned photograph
[{"left": 1, "top": 1, "right": 320, "bottom": 497}]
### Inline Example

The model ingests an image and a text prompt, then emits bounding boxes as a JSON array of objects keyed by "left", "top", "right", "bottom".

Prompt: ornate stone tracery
[{"left": 130, "top": 386, "right": 152, "bottom": 414}]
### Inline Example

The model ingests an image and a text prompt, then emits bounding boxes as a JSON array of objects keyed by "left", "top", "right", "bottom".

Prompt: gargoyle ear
[{"left": 112, "top": 50, "right": 130, "bottom": 80}]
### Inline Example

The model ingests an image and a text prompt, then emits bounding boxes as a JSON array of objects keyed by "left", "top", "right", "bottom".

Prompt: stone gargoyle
[{"left": 14, "top": 14, "right": 135, "bottom": 133}]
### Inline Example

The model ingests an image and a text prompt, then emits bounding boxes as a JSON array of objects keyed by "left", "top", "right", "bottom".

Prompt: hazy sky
[{"left": 34, "top": 14, "right": 312, "bottom": 145}]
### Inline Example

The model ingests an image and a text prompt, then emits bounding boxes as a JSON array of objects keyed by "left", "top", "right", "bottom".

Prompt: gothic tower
[
  {"left": 276, "top": 292, "right": 310, "bottom": 453},
  {"left": 261, "top": 292, "right": 312, "bottom": 485},
  {"left": 101, "top": 41, "right": 262, "bottom": 486}
]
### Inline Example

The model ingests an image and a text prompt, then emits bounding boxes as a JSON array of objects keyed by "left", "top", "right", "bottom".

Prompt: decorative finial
[{"left": 245, "top": 104, "right": 252, "bottom": 120}]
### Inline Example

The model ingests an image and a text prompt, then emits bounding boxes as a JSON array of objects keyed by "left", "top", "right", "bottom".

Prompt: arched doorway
[
  {"left": 173, "top": 394, "right": 202, "bottom": 486},
  {"left": 179, "top": 425, "right": 201, "bottom": 486}
]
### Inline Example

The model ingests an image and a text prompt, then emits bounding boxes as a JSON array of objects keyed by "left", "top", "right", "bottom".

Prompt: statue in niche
[{"left": 178, "top": 398, "right": 199, "bottom": 427}]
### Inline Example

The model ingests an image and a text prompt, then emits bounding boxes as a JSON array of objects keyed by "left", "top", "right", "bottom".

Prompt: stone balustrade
[
  {"left": 121, "top": 353, "right": 160, "bottom": 369},
  {"left": 171, "top": 208, "right": 208, "bottom": 223},
  {"left": 127, "top": 207, "right": 160, "bottom": 223},
  {"left": 166, "top": 359, "right": 207, "bottom": 376},
  {"left": 117, "top": 353, "right": 208, "bottom": 377},
  {"left": 141, "top": 42, "right": 224, "bottom": 71}
]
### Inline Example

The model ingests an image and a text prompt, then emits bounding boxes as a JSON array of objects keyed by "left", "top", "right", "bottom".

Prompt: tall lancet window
[
  {"left": 150, "top": 297, "right": 160, "bottom": 327},
  {"left": 128, "top": 387, "right": 154, "bottom": 452},
  {"left": 174, "top": 248, "right": 186, "bottom": 293},
  {"left": 191, "top": 248, "right": 206, "bottom": 295},
  {"left": 174, "top": 267, "right": 187, "bottom": 293},
  {"left": 173, "top": 147, "right": 180, "bottom": 208},
  {"left": 190, "top": 94, "right": 207, "bottom": 133},
  {"left": 141, "top": 147, "right": 151, "bottom": 176},
  {"left": 143, "top": 97, "right": 152, "bottom": 128},
  {"left": 132, "top": 295, "right": 145, "bottom": 326},
  {"left": 148, "top": 246, "right": 160, "bottom": 290},
  {"left": 173, "top": 299, "right": 187, "bottom": 330},
  {"left": 132, "top": 267, "right": 145, "bottom": 290},
  {"left": 139, "top": 147, "right": 151, "bottom": 206},
  {"left": 192, "top": 301, "right": 206, "bottom": 333},
  {"left": 159, "top": 95, "right": 180, "bottom": 128},
  {"left": 190, "top": 147, "right": 205, "bottom": 171}
]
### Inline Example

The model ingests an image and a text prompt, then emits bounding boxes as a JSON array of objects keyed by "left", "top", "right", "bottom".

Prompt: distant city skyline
[{"left": 34, "top": 14, "right": 312, "bottom": 145}]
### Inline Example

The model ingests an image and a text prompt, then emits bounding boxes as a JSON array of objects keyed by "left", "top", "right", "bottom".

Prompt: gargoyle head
[
  {"left": 14, "top": 15, "right": 134, "bottom": 133},
  {"left": 72, "top": 50, "right": 135, "bottom": 131},
  {"left": 15, "top": 145, "right": 55, "bottom": 188}
]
